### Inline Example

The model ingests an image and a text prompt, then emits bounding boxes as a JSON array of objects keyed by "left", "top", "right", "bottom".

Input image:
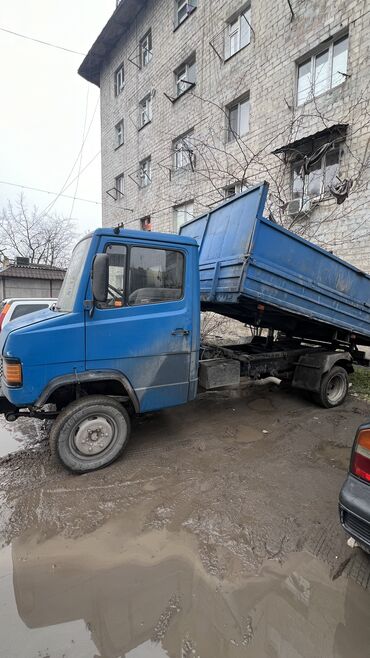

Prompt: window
[
  {"left": 102, "top": 244, "right": 127, "bottom": 308},
  {"left": 140, "top": 216, "right": 152, "bottom": 231},
  {"left": 173, "top": 200, "right": 194, "bottom": 231},
  {"left": 175, "top": 0, "right": 197, "bottom": 28},
  {"left": 297, "top": 34, "right": 348, "bottom": 106},
  {"left": 224, "top": 182, "right": 248, "bottom": 199},
  {"left": 173, "top": 130, "right": 194, "bottom": 171},
  {"left": 225, "top": 6, "right": 251, "bottom": 59},
  {"left": 139, "top": 94, "right": 152, "bottom": 128},
  {"left": 128, "top": 247, "right": 184, "bottom": 305},
  {"left": 292, "top": 143, "right": 342, "bottom": 200},
  {"left": 114, "top": 64, "right": 125, "bottom": 96},
  {"left": 115, "top": 174, "right": 124, "bottom": 198},
  {"left": 139, "top": 157, "right": 152, "bottom": 188},
  {"left": 140, "top": 29, "right": 152, "bottom": 67},
  {"left": 11, "top": 303, "right": 50, "bottom": 321},
  {"left": 175, "top": 55, "right": 196, "bottom": 97},
  {"left": 115, "top": 120, "right": 124, "bottom": 148},
  {"left": 227, "top": 96, "right": 250, "bottom": 142}
]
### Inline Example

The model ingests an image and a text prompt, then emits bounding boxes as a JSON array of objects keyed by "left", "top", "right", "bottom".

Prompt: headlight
[{"left": 3, "top": 358, "right": 23, "bottom": 387}]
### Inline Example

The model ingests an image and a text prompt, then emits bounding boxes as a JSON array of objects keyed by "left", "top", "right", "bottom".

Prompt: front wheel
[
  {"left": 313, "top": 366, "right": 349, "bottom": 408},
  {"left": 49, "top": 395, "right": 131, "bottom": 473}
]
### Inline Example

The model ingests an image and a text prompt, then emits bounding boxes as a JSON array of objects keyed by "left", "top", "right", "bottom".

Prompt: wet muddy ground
[{"left": 0, "top": 380, "right": 370, "bottom": 657}]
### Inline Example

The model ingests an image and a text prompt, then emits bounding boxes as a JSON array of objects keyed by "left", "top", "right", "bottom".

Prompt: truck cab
[{"left": 0, "top": 228, "right": 200, "bottom": 472}]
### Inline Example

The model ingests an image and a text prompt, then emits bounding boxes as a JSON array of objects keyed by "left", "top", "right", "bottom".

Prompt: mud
[{"left": 0, "top": 382, "right": 370, "bottom": 656}]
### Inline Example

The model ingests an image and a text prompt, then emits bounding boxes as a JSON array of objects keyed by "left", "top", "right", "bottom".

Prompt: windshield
[{"left": 56, "top": 238, "right": 92, "bottom": 312}]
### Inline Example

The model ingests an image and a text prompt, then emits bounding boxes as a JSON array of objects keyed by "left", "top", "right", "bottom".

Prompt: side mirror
[{"left": 92, "top": 253, "right": 109, "bottom": 303}]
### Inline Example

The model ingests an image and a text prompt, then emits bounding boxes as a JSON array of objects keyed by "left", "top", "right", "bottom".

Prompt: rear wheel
[
  {"left": 313, "top": 366, "right": 349, "bottom": 408},
  {"left": 49, "top": 395, "right": 131, "bottom": 473}
]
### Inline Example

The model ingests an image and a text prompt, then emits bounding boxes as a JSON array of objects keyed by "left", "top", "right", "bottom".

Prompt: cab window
[{"left": 128, "top": 247, "right": 184, "bottom": 305}]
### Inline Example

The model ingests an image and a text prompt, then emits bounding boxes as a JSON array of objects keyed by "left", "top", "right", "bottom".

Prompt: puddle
[
  {"left": 0, "top": 415, "right": 43, "bottom": 458},
  {"left": 1, "top": 520, "right": 370, "bottom": 658}
]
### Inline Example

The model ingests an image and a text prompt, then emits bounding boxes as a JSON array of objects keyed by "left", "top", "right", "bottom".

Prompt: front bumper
[{"left": 339, "top": 473, "right": 370, "bottom": 552}]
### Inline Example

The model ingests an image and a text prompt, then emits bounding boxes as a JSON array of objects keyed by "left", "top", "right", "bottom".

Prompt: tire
[
  {"left": 49, "top": 395, "right": 131, "bottom": 473},
  {"left": 313, "top": 366, "right": 349, "bottom": 408}
]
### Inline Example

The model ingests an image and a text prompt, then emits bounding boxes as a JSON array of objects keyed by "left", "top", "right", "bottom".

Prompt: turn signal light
[
  {"left": 351, "top": 427, "right": 370, "bottom": 483},
  {"left": 0, "top": 303, "right": 10, "bottom": 331},
  {"left": 3, "top": 359, "right": 23, "bottom": 387}
]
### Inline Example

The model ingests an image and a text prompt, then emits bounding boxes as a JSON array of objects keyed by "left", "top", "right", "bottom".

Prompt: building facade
[{"left": 80, "top": 0, "right": 370, "bottom": 270}]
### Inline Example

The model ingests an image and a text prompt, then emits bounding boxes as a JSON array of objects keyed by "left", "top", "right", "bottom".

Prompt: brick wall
[{"left": 98, "top": 0, "right": 370, "bottom": 270}]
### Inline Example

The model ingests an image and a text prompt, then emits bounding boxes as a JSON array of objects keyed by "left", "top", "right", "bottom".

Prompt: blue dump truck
[{"left": 1, "top": 183, "right": 369, "bottom": 473}]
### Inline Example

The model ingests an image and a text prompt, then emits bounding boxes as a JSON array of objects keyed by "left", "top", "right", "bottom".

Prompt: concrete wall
[{"left": 98, "top": 0, "right": 370, "bottom": 270}]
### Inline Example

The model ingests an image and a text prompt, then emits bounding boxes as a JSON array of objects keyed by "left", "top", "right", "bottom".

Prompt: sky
[{"left": 0, "top": 0, "right": 114, "bottom": 239}]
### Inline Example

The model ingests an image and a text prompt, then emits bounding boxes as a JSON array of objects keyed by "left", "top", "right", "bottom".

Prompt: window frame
[
  {"left": 139, "top": 156, "right": 152, "bottom": 188},
  {"left": 174, "top": 0, "right": 197, "bottom": 30},
  {"left": 99, "top": 243, "right": 186, "bottom": 309},
  {"left": 97, "top": 243, "right": 127, "bottom": 309},
  {"left": 140, "top": 29, "right": 153, "bottom": 68},
  {"left": 227, "top": 95, "right": 250, "bottom": 143},
  {"left": 139, "top": 94, "right": 152, "bottom": 129},
  {"left": 175, "top": 55, "right": 196, "bottom": 98},
  {"left": 115, "top": 173, "right": 124, "bottom": 199},
  {"left": 115, "top": 119, "right": 124, "bottom": 149},
  {"left": 296, "top": 33, "right": 349, "bottom": 106},
  {"left": 225, "top": 5, "right": 251, "bottom": 60},
  {"left": 114, "top": 63, "right": 125, "bottom": 96},
  {"left": 173, "top": 130, "right": 195, "bottom": 171},
  {"left": 173, "top": 200, "right": 194, "bottom": 231},
  {"left": 291, "top": 142, "right": 343, "bottom": 201}
]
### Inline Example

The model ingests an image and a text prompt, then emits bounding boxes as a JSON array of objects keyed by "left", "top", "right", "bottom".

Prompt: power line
[
  {"left": 0, "top": 26, "right": 85, "bottom": 55},
  {"left": 39, "top": 97, "right": 100, "bottom": 217},
  {"left": 0, "top": 179, "right": 101, "bottom": 206}
]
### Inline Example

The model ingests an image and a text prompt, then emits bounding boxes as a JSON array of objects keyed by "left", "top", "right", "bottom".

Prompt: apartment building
[{"left": 79, "top": 0, "right": 370, "bottom": 270}]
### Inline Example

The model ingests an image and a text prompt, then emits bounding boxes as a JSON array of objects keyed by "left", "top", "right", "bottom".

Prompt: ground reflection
[{"left": 0, "top": 522, "right": 367, "bottom": 658}]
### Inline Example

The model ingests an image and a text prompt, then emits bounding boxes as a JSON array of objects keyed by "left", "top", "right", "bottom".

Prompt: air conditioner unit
[{"left": 287, "top": 197, "right": 312, "bottom": 217}]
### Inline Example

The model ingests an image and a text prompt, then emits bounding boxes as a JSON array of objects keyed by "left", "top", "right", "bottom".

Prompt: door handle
[{"left": 172, "top": 328, "right": 190, "bottom": 336}]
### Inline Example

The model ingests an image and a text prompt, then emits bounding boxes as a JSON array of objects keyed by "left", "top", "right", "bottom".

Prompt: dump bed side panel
[
  {"left": 181, "top": 182, "right": 370, "bottom": 344},
  {"left": 244, "top": 218, "right": 370, "bottom": 339}
]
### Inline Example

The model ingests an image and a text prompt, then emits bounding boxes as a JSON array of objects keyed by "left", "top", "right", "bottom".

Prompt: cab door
[{"left": 85, "top": 238, "right": 193, "bottom": 412}]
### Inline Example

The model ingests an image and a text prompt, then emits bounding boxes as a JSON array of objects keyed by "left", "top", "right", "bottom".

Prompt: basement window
[{"left": 297, "top": 33, "right": 349, "bottom": 106}]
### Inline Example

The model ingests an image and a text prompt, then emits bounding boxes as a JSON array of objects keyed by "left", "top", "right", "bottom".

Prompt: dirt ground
[{"left": 1, "top": 380, "right": 370, "bottom": 657}]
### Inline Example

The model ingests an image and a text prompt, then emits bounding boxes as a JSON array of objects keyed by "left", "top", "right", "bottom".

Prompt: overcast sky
[{"left": 0, "top": 1, "right": 114, "bottom": 239}]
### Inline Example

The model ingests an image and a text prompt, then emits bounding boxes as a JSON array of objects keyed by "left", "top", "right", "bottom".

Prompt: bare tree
[{"left": 0, "top": 195, "right": 76, "bottom": 268}]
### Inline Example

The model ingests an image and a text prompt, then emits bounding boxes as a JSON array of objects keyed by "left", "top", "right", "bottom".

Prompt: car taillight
[
  {"left": 351, "top": 427, "right": 370, "bottom": 483},
  {"left": 0, "top": 303, "right": 10, "bottom": 330}
]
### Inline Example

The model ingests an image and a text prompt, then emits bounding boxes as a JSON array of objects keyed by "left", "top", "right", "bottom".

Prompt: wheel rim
[
  {"left": 326, "top": 374, "right": 346, "bottom": 404},
  {"left": 71, "top": 414, "right": 118, "bottom": 458}
]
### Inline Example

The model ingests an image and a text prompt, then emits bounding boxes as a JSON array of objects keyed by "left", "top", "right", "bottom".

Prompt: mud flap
[{"left": 292, "top": 351, "right": 353, "bottom": 393}]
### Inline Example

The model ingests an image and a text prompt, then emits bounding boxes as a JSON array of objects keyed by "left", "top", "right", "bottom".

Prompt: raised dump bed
[{"left": 180, "top": 183, "right": 370, "bottom": 347}]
